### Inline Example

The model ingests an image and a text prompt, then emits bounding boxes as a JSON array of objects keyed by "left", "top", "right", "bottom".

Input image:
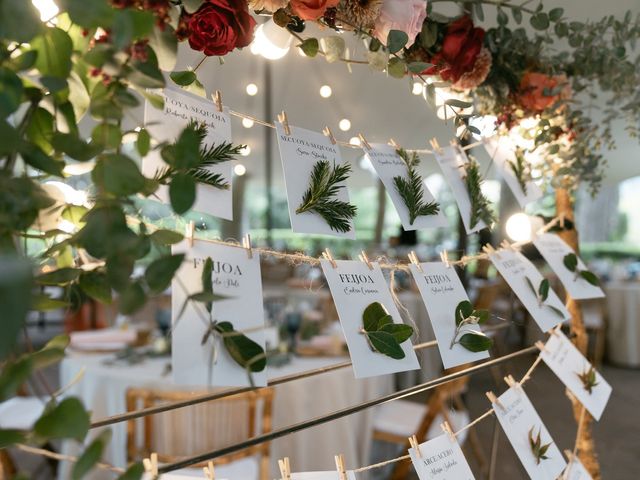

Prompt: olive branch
[
  {"left": 392, "top": 148, "right": 440, "bottom": 225},
  {"left": 450, "top": 300, "right": 493, "bottom": 352},
  {"left": 563, "top": 253, "right": 600, "bottom": 286},
  {"left": 524, "top": 277, "right": 565, "bottom": 318}
]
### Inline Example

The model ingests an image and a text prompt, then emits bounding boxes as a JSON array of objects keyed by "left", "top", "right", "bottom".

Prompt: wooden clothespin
[
  {"left": 388, "top": 138, "right": 400, "bottom": 149},
  {"left": 334, "top": 454, "right": 347, "bottom": 480},
  {"left": 359, "top": 250, "right": 373, "bottom": 270},
  {"left": 408, "top": 251, "right": 423, "bottom": 272},
  {"left": 441, "top": 421, "right": 456, "bottom": 442},
  {"left": 486, "top": 391, "right": 505, "bottom": 411},
  {"left": 277, "top": 110, "right": 291, "bottom": 135},
  {"left": 439, "top": 250, "right": 451, "bottom": 268},
  {"left": 358, "top": 133, "right": 371, "bottom": 150},
  {"left": 143, "top": 453, "right": 158, "bottom": 478},
  {"left": 278, "top": 457, "right": 291, "bottom": 480},
  {"left": 203, "top": 461, "right": 215, "bottom": 480},
  {"left": 322, "top": 248, "right": 337, "bottom": 269},
  {"left": 535, "top": 340, "right": 550, "bottom": 354},
  {"left": 481, "top": 243, "right": 500, "bottom": 259},
  {"left": 242, "top": 233, "right": 253, "bottom": 259},
  {"left": 500, "top": 239, "right": 517, "bottom": 251},
  {"left": 185, "top": 221, "right": 195, "bottom": 248},
  {"left": 408, "top": 435, "right": 422, "bottom": 458},
  {"left": 429, "top": 138, "right": 442, "bottom": 153},
  {"left": 323, "top": 126, "right": 337, "bottom": 145},
  {"left": 504, "top": 374, "right": 518, "bottom": 389},
  {"left": 212, "top": 90, "right": 223, "bottom": 113},
  {"left": 550, "top": 325, "right": 562, "bottom": 337}
]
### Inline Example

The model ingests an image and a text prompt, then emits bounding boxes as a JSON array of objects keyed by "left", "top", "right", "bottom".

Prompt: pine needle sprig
[
  {"left": 296, "top": 160, "right": 357, "bottom": 233},
  {"left": 507, "top": 148, "right": 530, "bottom": 195},
  {"left": 393, "top": 148, "right": 440, "bottom": 225},
  {"left": 463, "top": 159, "right": 496, "bottom": 230}
]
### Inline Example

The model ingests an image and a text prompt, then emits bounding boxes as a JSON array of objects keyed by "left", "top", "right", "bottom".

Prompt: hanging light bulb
[
  {"left": 32, "top": 0, "right": 59, "bottom": 22},
  {"left": 412, "top": 81, "right": 424, "bottom": 96},
  {"left": 349, "top": 136, "right": 361, "bottom": 146},
  {"left": 245, "top": 83, "right": 258, "bottom": 96},
  {"left": 234, "top": 164, "right": 247, "bottom": 176},
  {"left": 250, "top": 19, "right": 292, "bottom": 60},
  {"left": 319, "top": 85, "right": 332, "bottom": 98},
  {"left": 506, "top": 213, "right": 533, "bottom": 242},
  {"left": 242, "top": 118, "right": 254, "bottom": 129},
  {"left": 339, "top": 119, "right": 351, "bottom": 131}
]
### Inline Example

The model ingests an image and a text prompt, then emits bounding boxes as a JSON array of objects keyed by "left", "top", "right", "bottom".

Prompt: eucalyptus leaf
[
  {"left": 34, "top": 397, "right": 90, "bottom": 442},
  {"left": 150, "top": 229, "right": 184, "bottom": 246},
  {"left": 145, "top": 254, "right": 184, "bottom": 294},
  {"left": 0, "top": 358, "right": 32, "bottom": 401},
  {"left": 215, "top": 321, "right": 266, "bottom": 372},
  {"left": 380, "top": 323, "right": 413, "bottom": 343},
  {"left": 119, "top": 281, "right": 146, "bottom": 314},
  {"left": 31, "top": 28, "right": 73, "bottom": 79},
  {"left": 36, "top": 267, "right": 81, "bottom": 285},
  {"left": 299, "top": 38, "right": 319, "bottom": 57},
  {"left": 0, "top": 429, "right": 25, "bottom": 449},
  {"left": 366, "top": 331, "right": 405, "bottom": 359},
  {"left": 117, "top": 463, "right": 145, "bottom": 480},
  {"left": 170, "top": 70, "right": 197, "bottom": 87},
  {"left": 92, "top": 154, "right": 146, "bottom": 196},
  {"left": 52, "top": 132, "right": 102, "bottom": 161},
  {"left": 169, "top": 173, "right": 196, "bottom": 214},
  {"left": 579, "top": 270, "right": 599, "bottom": 286},
  {"left": 387, "top": 57, "right": 406, "bottom": 79},
  {"left": 458, "top": 331, "right": 493, "bottom": 352},
  {"left": 563, "top": 253, "right": 578, "bottom": 272},
  {"left": 79, "top": 270, "right": 113, "bottom": 304},
  {"left": 455, "top": 300, "right": 474, "bottom": 325},
  {"left": 136, "top": 128, "right": 151, "bottom": 157},
  {"left": 363, "top": 302, "right": 388, "bottom": 332},
  {"left": 386, "top": 30, "right": 408, "bottom": 54},
  {"left": 72, "top": 430, "right": 112, "bottom": 480}
]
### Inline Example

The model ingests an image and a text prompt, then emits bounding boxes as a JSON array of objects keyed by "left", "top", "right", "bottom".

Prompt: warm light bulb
[
  {"left": 319, "top": 85, "right": 332, "bottom": 98},
  {"left": 245, "top": 83, "right": 258, "bottom": 96},
  {"left": 240, "top": 146, "right": 251, "bottom": 157},
  {"left": 506, "top": 213, "right": 533, "bottom": 242},
  {"left": 349, "top": 136, "right": 361, "bottom": 146},
  {"left": 338, "top": 119, "right": 351, "bottom": 132},
  {"left": 32, "top": 0, "right": 59, "bottom": 22},
  {"left": 249, "top": 20, "right": 291, "bottom": 60},
  {"left": 234, "top": 164, "right": 247, "bottom": 176},
  {"left": 412, "top": 81, "right": 423, "bottom": 96},
  {"left": 242, "top": 118, "right": 254, "bottom": 129}
]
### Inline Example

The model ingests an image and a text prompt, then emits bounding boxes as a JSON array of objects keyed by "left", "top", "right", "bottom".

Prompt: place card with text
[
  {"left": 492, "top": 386, "right": 566, "bottom": 480},
  {"left": 171, "top": 240, "right": 267, "bottom": 387},
  {"left": 489, "top": 249, "right": 569, "bottom": 332},
  {"left": 321, "top": 259, "right": 420, "bottom": 378},
  {"left": 363, "top": 143, "right": 447, "bottom": 230},
  {"left": 276, "top": 123, "right": 355, "bottom": 238},
  {"left": 143, "top": 87, "right": 234, "bottom": 219},
  {"left": 291, "top": 471, "right": 357, "bottom": 480},
  {"left": 408, "top": 433, "right": 475, "bottom": 480},
  {"left": 409, "top": 262, "right": 490, "bottom": 368},
  {"left": 540, "top": 330, "right": 611, "bottom": 421},
  {"left": 533, "top": 233, "right": 605, "bottom": 300},
  {"left": 562, "top": 454, "right": 593, "bottom": 480},
  {"left": 484, "top": 137, "right": 543, "bottom": 208}
]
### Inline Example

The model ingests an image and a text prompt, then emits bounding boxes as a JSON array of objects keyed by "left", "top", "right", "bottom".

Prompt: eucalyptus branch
[
  {"left": 430, "top": 0, "right": 537, "bottom": 15},
  {"left": 463, "top": 159, "right": 496, "bottom": 229},
  {"left": 392, "top": 148, "right": 440, "bottom": 225}
]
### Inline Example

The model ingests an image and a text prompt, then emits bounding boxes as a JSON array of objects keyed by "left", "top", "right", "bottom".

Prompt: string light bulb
[
  {"left": 240, "top": 146, "right": 251, "bottom": 157},
  {"left": 506, "top": 213, "right": 533, "bottom": 242},
  {"left": 412, "top": 81, "right": 423, "bottom": 96},
  {"left": 349, "top": 136, "right": 361, "bottom": 146},
  {"left": 319, "top": 85, "right": 332, "bottom": 98},
  {"left": 245, "top": 83, "right": 258, "bottom": 96},
  {"left": 249, "top": 19, "right": 291, "bottom": 60},
  {"left": 242, "top": 118, "right": 254, "bottom": 129},
  {"left": 234, "top": 164, "right": 247, "bottom": 176},
  {"left": 339, "top": 119, "right": 351, "bottom": 131}
]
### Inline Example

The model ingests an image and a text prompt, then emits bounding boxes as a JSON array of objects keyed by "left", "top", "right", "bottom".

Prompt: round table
[
  {"left": 606, "top": 282, "right": 640, "bottom": 367},
  {"left": 58, "top": 352, "right": 393, "bottom": 479}
]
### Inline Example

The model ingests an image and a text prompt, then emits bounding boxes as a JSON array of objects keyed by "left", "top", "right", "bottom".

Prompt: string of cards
[{"left": 147, "top": 89, "right": 611, "bottom": 480}]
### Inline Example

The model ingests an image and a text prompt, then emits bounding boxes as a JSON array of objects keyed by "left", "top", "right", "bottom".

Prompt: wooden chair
[{"left": 126, "top": 387, "right": 274, "bottom": 480}]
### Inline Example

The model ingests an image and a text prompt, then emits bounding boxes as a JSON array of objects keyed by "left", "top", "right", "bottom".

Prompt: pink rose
[{"left": 374, "top": 0, "right": 427, "bottom": 48}]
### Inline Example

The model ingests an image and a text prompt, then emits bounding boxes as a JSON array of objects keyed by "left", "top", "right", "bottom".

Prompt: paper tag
[
  {"left": 363, "top": 143, "right": 447, "bottom": 231},
  {"left": 489, "top": 249, "right": 569, "bottom": 332},
  {"left": 143, "top": 88, "right": 234, "bottom": 220},
  {"left": 409, "top": 262, "right": 490, "bottom": 369},
  {"left": 540, "top": 330, "right": 611, "bottom": 421},
  {"left": 290, "top": 471, "right": 357, "bottom": 480},
  {"left": 492, "top": 386, "right": 566, "bottom": 479},
  {"left": 320, "top": 259, "right": 420, "bottom": 378},
  {"left": 171, "top": 240, "right": 267, "bottom": 387},
  {"left": 562, "top": 455, "right": 593, "bottom": 480},
  {"left": 533, "top": 233, "right": 605, "bottom": 300},
  {"left": 408, "top": 433, "right": 475, "bottom": 479},
  {"left": 484, "top": 137, "right": 542, "bottom": 208},
  {"left": 275, "top": 123, "right": 355, "bottom": 238}
]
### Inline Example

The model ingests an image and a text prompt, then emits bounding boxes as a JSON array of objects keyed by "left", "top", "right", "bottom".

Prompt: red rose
[
  {"left": 424, "top": 15, "right": 485, "bottom": 83},
  {"left": 290, "top": 0, "right": 339, "bottom": 21},
  {"left": 518, "top": 72, "right": 571, "bottom": 112},
  {"left": 183, "top": 0, "right": 256, "bottom": 56}
]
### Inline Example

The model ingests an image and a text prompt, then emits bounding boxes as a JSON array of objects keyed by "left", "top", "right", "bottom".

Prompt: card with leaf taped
[
  {"left": 408, "top": 433, "right": 475, "bottom": 479},
  {"left": 171, "top": 240, "right": 267, "bottom": 387},
  {"left": 143, "top": 87, "right": 234, "bottom": 220}
]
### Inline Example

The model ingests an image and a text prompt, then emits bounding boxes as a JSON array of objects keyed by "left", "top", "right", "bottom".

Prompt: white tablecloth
[
  {"left": 606, "top": 282, "right": 640, "bottom": 367},
  {"left": 59, "top": 353, "right": 393, "bottom": 479}
]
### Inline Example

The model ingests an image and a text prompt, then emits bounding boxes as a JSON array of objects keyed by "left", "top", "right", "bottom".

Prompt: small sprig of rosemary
[
  {"left": 577, "top": 365, "right": 599, "bottom": 394},
  {"left": 528, "top": 427, "right": 552, "bottom": 465},
  {"left": 392, "top": 148, "right": 440, "bottom": 225},
  {"left": 507, "top": 147, "right": 531, "bottom": 195},
  {"left": 563, "top": 254, "right": 600, "bottom": 286},
  {"left": 463, "top": 158, "right": 496, "bottom": 230},
  {"left": 450, "top": 300, "right": 493, "bottom": 352},
  {"left": 361, "top": 302, "right": 414, "bottom": 359},
  {"left": 525, "top": 277, "right": 565, "bottom": 318},
  {"left": 296, "top": 160, "right": 357, "bottom": 233}
]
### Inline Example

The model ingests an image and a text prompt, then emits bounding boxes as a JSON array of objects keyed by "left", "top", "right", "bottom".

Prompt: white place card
[
  {"left": 433, "top": 145, "right": 487, "bottom": 234},
  {"left": 363, "top": 143, "right": 447, "bottom": 231},
  {"left": 492, "top": 386, "right": 566, "bottom": 480},
  {"left": 562, "top": 454, "right": 593, "bottom": 480},
  {"left": 275, "top": 123, "right": 355, "bottom": 238},
  {"left": 532, "top": 233, "right": 605, "bottom": 300},
  {"left": 484, "top": 136, "right": 543, "bottom": 208},
  {"left": 489, "top": 249, "right": 569, "bottom": 332},
  {"left": 291, "top": 472, "right": 357, "bottom": 480},
  {"left": 143, "top": 87, "right": 234, "bottom": 220},
  {"left": 171, "top": 240, "right": 267, "bottom": 387},
  {"left": 320, "top": 259, "right": 420, "bottom": 378},
  {"left": 540, "top": 330, "right": 611, "bottom": 421},
  {"left": 408, "top": 433, "right": 475, "bottom": 480},
  {"left": 409, "top": 262, "right": 490, "bottom": 369}
]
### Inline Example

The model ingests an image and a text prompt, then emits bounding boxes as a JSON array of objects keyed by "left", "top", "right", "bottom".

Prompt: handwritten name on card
[
  {"left": 409, "top": 433, "right": 475, "bottom": 480},
  {"left": 171, "top": 240, "right": 267, "bottom": 387},
  {"left": 290, "top": 472, "right": 357, "bottom": 480},
  {"left": 433, "top": 145, "right": 485, "bottom": 234},
  {"left": 540, "top": 331, "right": 611, "bottom": 421},
  {"left": 321, "top": 259, "right": 420, "bottom": 378},
  {"left": 275, "top": 123, "right": 355, "bottom": 238},
  {"left": 533, "top": 233, "right": 604, "bottom": 300},
  {"left": 492, "top": 387, "right": 566, "bottom": 480},
  {"left": 363, "top": 143, "right": 447, "bottom": 231},
  {"left": 489, "top": 249, "right": 569, "bottom": 332},
  {"left": 143, "top": 88, "right": 234, "bottom": 220},
  {"left": 409, "top": 262, "right": 490, "bottom": 369}
]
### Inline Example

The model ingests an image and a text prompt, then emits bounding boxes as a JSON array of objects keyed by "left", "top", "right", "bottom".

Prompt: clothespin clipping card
[
  {"left": 439, "top": 250, "right": 451, "bottom": 268},
  {"left": 212, "top": 90, "right": 223, "bottom": 113},
  {"left": 322, "top": 248, "right": 337, "bottom": 269},
  {"left": 388, "top": 138, "right": 400, "bottom": 149},
  {"left": 203, "top": 461, "right": 215, "bottom": 480},
  {"left": 481, "top": 243, "right": 500, "bottom": 259},
  {"left": 278, "top": 111, "right": 291, "bottom": 135},
  {"left": 408, "top": 251, "right": 423, "bottom": 273},
  {"left": 429, "top": 138, "right": 442, "bottom": 153},
  {"left": 486, "top": 391, "right": 505, "bottom": 411},
  {"left": 185, "top": 221, "right": 195, "bottom": 248},
  {"left": 358, "top": 133, "right": 371, "bottom": 150},
  {"left": 334, "top": 454, "right": 347, "bottom": 480},
  {"left": 242, "top": 233, "right": 253, "bottom": 259},
  {"left": 504, "top": 374, "right": 519, "bottom": 389},
  {"left": 408, "top": 434, "right": 422, "bottom": 458},
  {"left": 359, "top": 250, "right": 373, "bottom": 270},
  {"left": 535, "top": 340, "right": 550, "bottom": 354},
  {"left": 323, "top": 126, "right": 337, "bottom": 145},
  {"left": 278, "top": 457, "right": 291, "bottom": 480},
  {"left": 143, "top": 453, "right": 158, "bottom": 478},
  {"left": 441, "top": 421, "right": 456, "bottom": 442}
]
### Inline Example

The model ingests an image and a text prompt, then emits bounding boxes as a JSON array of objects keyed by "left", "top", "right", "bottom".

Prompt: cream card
[
  {"left": 363, "top": 143, "right": 447, "bottom": 231},
  {"left": 409, "top": 262, "right": 490, "bottom": 369},
  {"left": 433, "top": 145, "right": 486, "bottom": 234},
  {"left": 408, "top": 433, "right": 475, "bottom": 480},
  {"left": 171, "top": 240, "right": 267, "bottom": 387},
  {"left": 320, "top": 259, "right": 420, "bottom": 378},
  {"left": 540, "top": 330, "right": 611, "bottom": 421},
  {"left": 484, "top": 137, "right": 543, "bottom": 208},
  {"left": 143, "top": 87, "right": 234, "bottom": 220},
  {"left": 489, "top": 249, "right": 569, "bottom": 332},
  {"left": 291, "top": 472, "right": 357, "bottom": 480},
  {"left": 492, "top": 386, "right": 566, "bottom": 480},
  {"left": 275, "top": 123, "right": 355, "bottom": 238},
  {"left": 562, "top": 454, "right": 593, "bottom": 480},
  {"left": 533, "top": 233, "right": 605, "bottom": 300}
]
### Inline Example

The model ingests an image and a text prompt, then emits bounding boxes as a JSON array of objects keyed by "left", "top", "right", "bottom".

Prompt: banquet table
[
  {"left": 58, "top": 352, "right": 394, "bottom": 479},
  {"left": 605, "top": 282, "right": 640, "bottom": 367}
]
